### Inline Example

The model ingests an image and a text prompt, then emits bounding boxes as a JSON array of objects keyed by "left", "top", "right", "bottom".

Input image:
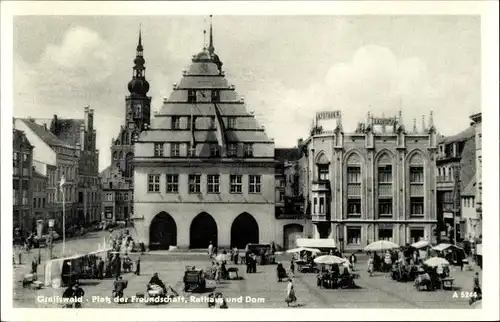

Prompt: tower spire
[{"left": 208, "top": 15, "right": 215, "bottom": 56}]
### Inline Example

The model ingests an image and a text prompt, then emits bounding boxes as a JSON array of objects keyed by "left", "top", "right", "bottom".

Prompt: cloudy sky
[{"left": 14, "top": 15, "right": 480, "bottom": 171}]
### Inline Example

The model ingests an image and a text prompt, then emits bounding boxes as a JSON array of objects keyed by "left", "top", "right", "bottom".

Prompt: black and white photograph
[{"left": 1, "top": 1, "right": 499, "bottom": 321}]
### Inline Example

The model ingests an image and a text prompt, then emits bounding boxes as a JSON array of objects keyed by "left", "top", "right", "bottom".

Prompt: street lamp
[{"left": 60, "top": 175, "right": 66, "bottom": 257}]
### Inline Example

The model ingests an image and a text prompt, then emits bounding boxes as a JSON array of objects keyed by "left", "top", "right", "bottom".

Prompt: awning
[{"left": 296, "top": 238, "right": 336, "bottom": 249}]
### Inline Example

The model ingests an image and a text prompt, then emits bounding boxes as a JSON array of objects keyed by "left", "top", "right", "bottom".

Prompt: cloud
[{"left": 246, "top": 45, "right": 473, "bottom": 147}]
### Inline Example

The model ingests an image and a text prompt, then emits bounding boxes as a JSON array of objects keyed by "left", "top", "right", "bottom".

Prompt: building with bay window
[{"left": 300, "top": 112, "right": 438, "bottom": 251}]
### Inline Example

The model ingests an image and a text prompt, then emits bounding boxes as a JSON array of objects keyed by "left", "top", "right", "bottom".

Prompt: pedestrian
[
  {"left": 18, "top": 252, "right": 22, "bottom": 265},
  {"left": 97, "top": 258, "right": 105, "bottom": 279},
  {"left": 285, "top": 278, "right": 297, "bottom": 307},
  {"left": 31, "top": 259, "right": 38, "bottom": 274},
  {"left": 246, "top": 257, "right": 251, "bottom": 274},
  {"left": 215, "top": 262, "right": 221, "bottom": 283},
  {"left": 208, "top": 241, "right": 213, "bottom": 259},
  {"left": 72, "top": 282, "right": 85, "bottom": 308},
  {"left": 473, "top": 272, "right": 482, "bottom": 296},
  {"left": 233, "top": 247, "right": 239, "bottom": 265},
  {"left": 135, "top": 258, "right": 141, "bottom": 276},
  {"left": 367, "top": 255, "right": 374, "bottom": 277},
  {"left": 290, "top": 259, "right": 295, "bottom": 276},
  {"left": 62, "top": 283, "right": 75, "bottom": 308},
  {"left": 350, "top": 253, "right": 357, "bottom": 271}
]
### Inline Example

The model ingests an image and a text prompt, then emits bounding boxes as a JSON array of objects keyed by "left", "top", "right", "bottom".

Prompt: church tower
[{"left": 125, "top": 27, "right": 151, "bottom": 131}]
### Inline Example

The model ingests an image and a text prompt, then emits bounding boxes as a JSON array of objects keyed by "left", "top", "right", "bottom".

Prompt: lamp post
[{"left": 60, "top": 175, "right": 66, "bottom": 257}]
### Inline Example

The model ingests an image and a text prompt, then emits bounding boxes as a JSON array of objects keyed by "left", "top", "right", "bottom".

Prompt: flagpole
[{"left": 62, "top": 188, "right": 66, "bottom": 257}]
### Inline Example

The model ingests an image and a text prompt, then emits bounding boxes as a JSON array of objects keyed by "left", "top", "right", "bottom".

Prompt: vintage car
[
  {"left": 245, "top": 244, "right": 276, "bottom": 265},
  {"left": 183, "top": 267, "right": 207, "bottom": 292}
]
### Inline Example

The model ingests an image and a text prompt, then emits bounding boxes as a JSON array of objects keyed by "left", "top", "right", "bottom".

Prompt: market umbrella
[
  {"left": 411, "top": 240, "right": 430, "bottom": 249},
  {"left": 313, "top": 255, "right": 346, "bottom": 265},
  {"left": 286, "top": 247, "right": 321, "bottom": 254},
  {"left": 424, "top": 257, "right": 450, "bottom": 267},
  {"left": 364, "top": 240, "right": 400, "bottom": 252}
]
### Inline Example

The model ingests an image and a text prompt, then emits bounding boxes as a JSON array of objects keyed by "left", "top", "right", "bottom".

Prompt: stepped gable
[{"left": 142, "top": 47, "right": 271, "bottom": 144}]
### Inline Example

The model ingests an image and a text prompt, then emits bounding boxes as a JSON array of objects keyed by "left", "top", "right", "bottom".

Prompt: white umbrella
[
  {"left": 313, "top": 255, "right": 346, "bottom": 265},
  {"left": 411, "top": 240, "right": 430, "bottom": 249},
  {"left": 286, "top": 247, "right": 321, "bottom": 254},
  {"left": 424, "top": 257, "right": 450, "bottom": 267},
  {"left": 364, "top": 240, "right": 400, "bottom": 252}
]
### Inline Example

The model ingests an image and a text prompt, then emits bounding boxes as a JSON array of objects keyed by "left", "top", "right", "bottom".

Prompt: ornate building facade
[
  {"left": 133, "top": 25, "right": 303, "bottom": 249},
  {"left": 100, "top": 30, "right": 151, "bottom": 223},
  {"left": 300, "top": 112, "right": 438, "bottom": 251}
]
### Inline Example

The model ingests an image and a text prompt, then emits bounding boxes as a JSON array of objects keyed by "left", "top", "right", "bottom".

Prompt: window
[
  {"left": 171, "top": 117, "right": 181, "bottom": 129},
  {"left": 211, "top": 90, "right": 220, "bottom": 102},
  {"left": 210, "top": 116, "right": 216, "bottom": 129},
  {"left": 13, "top": 190, "right": 19, "bottom": 205},
  {"left": 319, "top": 197, "right": 325, "bottom": 214},
  {"left": 22, "top": 189, "right": 28, "bottom": 205},
  {"left": 148, "top": 174, "right": 160, "bottom": 192},
  {"left": 313, "top": 197, "right": 318, "bottom": 214},
  {"left": 318, "top": 165, "right": 329, "bottom": 181},
  {"left": 347, "top": 199, "right": 361, "bottom": 215},
  {"left": 171, "top": 143, "right": 180, "bottom": 157},
  {"left": 411, "top": 197, "right": 424, "bottom": 215},
  {"left": 227, "top": 143, "right": 238, "bottom": 157},
  {"left": 42, "top": 198, "right": 46, "bottom": 208},
  {"left": 243, "top": 144, "right": 253, "bottom": 157},
  {"left": 210, "top": 144, "right": 220, "bottom": 157},
  {"left": 410, "top": 166, "right": 424, "bottom": 183},
  {"left": 154, "top": 143, "right": 164, "bottom": 157},
  {"left": 166, "top": 174, "right": 179, "bottom": 193},
  {"left": 230, "top": 175, "right": 243, "bottom": 193},
  {"left": 13, "top": 152, "right": 19, "bottom": 175},
  {"left": 188, "top": 174, "right": 201, "bottom": 193},
  {"left": 378, "top": 198, "right": 393, "bottom": 216},
  {"left": 378, "top": 165, "right": 392, "bottom": 183},
  {"left": 410, "top": 229, "right": 425, "bottom": 244},
  {"left": 379, "top": 228, "right": 393, "bottom": 242},
  {"left": 79, "top": 192, "right": 84, "bottom": 203},
  {"left": 33, "top": 198, "right": 37, "bottom": 208},
  {"left": 347, "top": 167, "right": 361, "bottom": 183},
  {"left": 227, "top": 117, "right": 236, "bottom": 129},
  {"left": 116, "top": 193, "right": 122, "bottom": 201},
  {"left": 279, "top": 191, "right": 285, "bottom": 202},
  {"left": 347, "top": 227, "right": 361, "bottom": 245},
  {"left": 249, "top": 175, "right": 261, "bottom": 193},
  {"left": 187, "top": 143, "right": 196, "bottom": 157},
  {"left": 187, "top": 89, "right": 196, "bottom": 103},
  {"left": 207, "top": 175, "right": 220, "bottom": 193}
]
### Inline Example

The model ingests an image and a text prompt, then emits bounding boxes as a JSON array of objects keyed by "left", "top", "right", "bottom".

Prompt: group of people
[
  {"left": 317, "top": 262, "right": 355, "bottom": 289},
  {"left": 367, "top": 247, "right": 420, "bottom": 276},
  {"left": 61, "top": 282, "right": 85, "bottom": 308}
]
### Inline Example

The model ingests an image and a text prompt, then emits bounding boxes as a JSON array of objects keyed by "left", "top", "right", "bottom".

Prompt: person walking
[
  {"left": 285, "top": 278, "right": 297, "bottom": 307},
  {"left": 208, "top": 241, "right": 213, "bottom": 258},
  {"left": 135, "top": 258, "right": 141, "bottom": 276},
  {"left": 473, "top": 272, "right": 482, "bottom": 296},
  {"left": 367, "top": 255, "right": 374, "bottom": 277},
  {"left": 290, "top": 259, "right": 295, "bottom": 276}
]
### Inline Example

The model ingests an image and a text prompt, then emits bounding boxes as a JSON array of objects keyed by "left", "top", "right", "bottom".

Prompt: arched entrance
[
  {"left": 231, "top": 212, "right": 259, "bottom": 249},
  {"left": 149, "top": 212, "right": 177, "bottom": 250},
  {"left": 283, "top": 224, "right": 303, "bottom": 250},
  {"left": 190, "top": 212, "right": 218, "bottom": 249}
]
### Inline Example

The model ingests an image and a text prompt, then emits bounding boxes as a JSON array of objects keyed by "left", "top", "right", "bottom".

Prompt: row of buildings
[
  {"left": 13, "top": 107, "right": 101, "bottom": 237},
  {"left": 13, "top": 22, "right": 482, "bottom": 251}
]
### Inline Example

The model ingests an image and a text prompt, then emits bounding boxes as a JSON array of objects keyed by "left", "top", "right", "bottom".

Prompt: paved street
[{"left": 13, "top": 253, "right": 481, "bottom": 309}]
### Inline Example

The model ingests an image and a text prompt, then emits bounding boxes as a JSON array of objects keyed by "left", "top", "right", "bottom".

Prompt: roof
[
  {"left": 296, "top": 238, "right": 337, "bottom": 249},
  {"left": 275, "top": 148, "right": 301, "bottom": 163},
  {"left": 462, "top": 178, "right": 476, "bottom": 196},
  {"left": 432, "top": 243, "right": 464, "bottom": 252},
  {"left": 13, "top": 129, "right": 33, "bottom": 149},
  {"left": 20, "top": 119, "right": 74, "bottom": 149},
  {"left": 439, "top": 126, "right": 475, "bottom": 144}
]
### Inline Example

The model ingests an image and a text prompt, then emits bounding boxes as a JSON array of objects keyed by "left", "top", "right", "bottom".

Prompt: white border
[{"left": 1, "top": 1, "right": 499, "bottom": 321}]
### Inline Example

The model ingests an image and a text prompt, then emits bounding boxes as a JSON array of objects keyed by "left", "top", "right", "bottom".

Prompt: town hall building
[{"left": 132, "top": 24, "right": 304, "bottom": 249}]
